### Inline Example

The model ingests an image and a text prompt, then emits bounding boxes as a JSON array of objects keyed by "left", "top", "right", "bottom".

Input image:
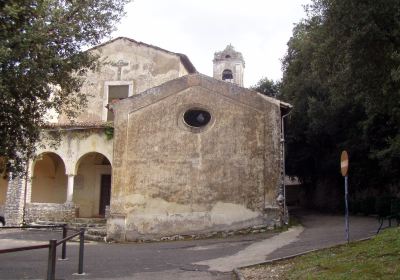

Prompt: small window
[
  {"left": 183, "top": 109, "right": 211, "bottom": 128},
  {"left": 222, "top": 69, "right": 233, "bottom": 81},
  {"left": 107, "top": 85, "right": 129, "bottom": 121},
  {"left": 225, "top": 55, "right": 231, "bottom": 59}
]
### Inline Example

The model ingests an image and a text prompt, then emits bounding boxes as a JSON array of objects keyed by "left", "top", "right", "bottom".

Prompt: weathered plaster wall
[
  {"left": 59, "top": 38, "right": 190, "bottom": 123},
  {"left": 33, "top": 129, "right": 113, "bottom": 176},
  {"left": 109, "top": 74, "right": 282, "bottom": 241},
  {"left": 31, "top": 154, "right": 67, "bottom": 203}
]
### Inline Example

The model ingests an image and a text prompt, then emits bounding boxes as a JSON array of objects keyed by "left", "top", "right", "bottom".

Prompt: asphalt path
[
  {"left": 0, "top": 210, "right": 380, "bottom": 279},
  {"left": 0, "top": 228, "right": 277, "bottom": 279}
]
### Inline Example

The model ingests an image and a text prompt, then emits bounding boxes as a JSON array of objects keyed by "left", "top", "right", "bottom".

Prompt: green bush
[
  {"left": 375, "top": 196, "right": 392, "bottom": 218},
  {"left": 359, "top": 197, "right": 376, "bottom": 215}
]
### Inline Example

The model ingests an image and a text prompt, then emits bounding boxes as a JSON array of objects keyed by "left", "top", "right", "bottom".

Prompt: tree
[
  {"left": 280, "top": 0, "right": 400, "bottom": 210},
  {"left": 251, "top": 77, "right": 281, "bottom": 98},
  {"left": 0, "top": 0, "right": 130, "bottom": 175}
]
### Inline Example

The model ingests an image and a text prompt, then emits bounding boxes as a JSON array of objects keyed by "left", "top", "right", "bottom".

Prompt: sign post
[{"left": 341, "top": 151, "right": 349, "bottom": 243}]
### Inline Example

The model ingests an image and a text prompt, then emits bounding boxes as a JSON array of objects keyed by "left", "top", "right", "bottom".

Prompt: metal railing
[{"left": 0, "top": 224, "right": 85, "bottom": 280}]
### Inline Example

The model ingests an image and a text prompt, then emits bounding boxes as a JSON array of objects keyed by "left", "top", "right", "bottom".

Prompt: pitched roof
[
  {"left": 88, "top": 37, "right": 197, "bottom": 74},
  {"left": 114, "top": 73, "right": 292, "bottom": 113}
]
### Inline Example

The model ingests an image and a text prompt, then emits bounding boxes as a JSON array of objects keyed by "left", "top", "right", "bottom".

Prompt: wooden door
[{"left": 99, "top": 174, "right": 111, "bottom": 217}]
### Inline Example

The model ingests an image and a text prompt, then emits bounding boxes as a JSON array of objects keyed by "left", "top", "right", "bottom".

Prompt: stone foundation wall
[
  {"left": 107, "top": 207, "right": 281, "bottom": 242},
  {"left": 4, "top": 177, "right": 25, "bottom": 226},
  {"left": 25, "top": 203, "right": 77, "bottom": 223},
  {"left": 0, "top": 204, "right": 4, "bottom": 216}
]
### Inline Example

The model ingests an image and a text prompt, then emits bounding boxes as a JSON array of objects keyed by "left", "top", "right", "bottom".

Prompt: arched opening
[
  {"left": 222, "top": 69, "right": 234, "bottom": 82},
  {"left": 31, "top": 153, "right": 67, "bottom": 203},
  {"left": 74, "top": 152, "right": 111, "bottom": 218}
]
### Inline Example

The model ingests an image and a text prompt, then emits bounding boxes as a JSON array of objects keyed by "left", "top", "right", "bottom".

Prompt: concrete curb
[
  {"left": 232, "top": 268, "right": 245, "bottom": 280},
  {"left": 232, "top": 236, "right": 373, "bottom": 280}
]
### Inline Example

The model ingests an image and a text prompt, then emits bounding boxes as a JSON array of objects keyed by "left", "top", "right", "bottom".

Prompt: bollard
[
  {"left": 47, "top": 239, "right": 57, "bottom": 280},
  {"left": 78, "top": 228, "right": 85, "bottom": 275},
  {"left": 61, "top": 224, "right": 67, "bottom": 260}
]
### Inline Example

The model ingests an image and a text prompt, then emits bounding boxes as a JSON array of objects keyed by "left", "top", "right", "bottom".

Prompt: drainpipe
[{"left": 281, "top": 108, "right": 291, "bottom": 224}]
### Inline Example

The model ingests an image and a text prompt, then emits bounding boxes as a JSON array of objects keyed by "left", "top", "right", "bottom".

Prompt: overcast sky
[{"left": 112, "top": 0, "right": 312, "bottom": 87}]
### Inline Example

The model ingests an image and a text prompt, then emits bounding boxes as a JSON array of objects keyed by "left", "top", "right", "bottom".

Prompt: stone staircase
[
  {"left": 30, "top": 218, "right": 107, "bottom": 242},
  {"left": 69, "top": 218, "right": 107, "bottom": 242}
]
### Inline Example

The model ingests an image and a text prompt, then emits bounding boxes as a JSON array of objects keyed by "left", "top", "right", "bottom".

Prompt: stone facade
[
  {"left": 4, "top": 177, "right": 26, "bottom": 226},
  {"left": 108, "top": 74, "right": 288, "bottom": 241}
]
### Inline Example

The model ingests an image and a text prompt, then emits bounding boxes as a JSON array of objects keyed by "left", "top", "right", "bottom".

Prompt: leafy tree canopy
[
  {"left": 0, "top": 0, "right": 130, "bottom": 175},
  {"left": 251, "top": 77, "right": 281, "bottom": 98},
  {"left": 280, "top": 0, "right": 400, "bottom": 202}
]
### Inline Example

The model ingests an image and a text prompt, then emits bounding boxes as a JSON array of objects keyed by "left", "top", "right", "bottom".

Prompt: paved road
[
  {"left": 265, "top": 209, "right": 380, "bottom": 261},
  {"left": 0, "top": 210, "right": 380, "bottom": 279}
]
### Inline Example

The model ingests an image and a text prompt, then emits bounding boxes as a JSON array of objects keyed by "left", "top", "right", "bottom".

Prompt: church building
[{"left": 1, "top": 37, "right": 291, "bottom": 241}]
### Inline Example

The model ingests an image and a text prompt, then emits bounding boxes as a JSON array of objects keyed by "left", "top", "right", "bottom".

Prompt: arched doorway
[
  {"left": 74, "top": 152, "right": 111, "bottom": 218},
  {"left": 31, "top": 153, "right": 67, "bottom": 203}
]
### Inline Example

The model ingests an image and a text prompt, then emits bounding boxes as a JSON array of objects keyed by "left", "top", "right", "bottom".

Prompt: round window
[{"left": 183, "top": 109, "right": 211, "bottom": 128}]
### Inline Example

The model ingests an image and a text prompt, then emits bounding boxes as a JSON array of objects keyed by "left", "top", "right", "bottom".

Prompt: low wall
[{"left": 25, "top": 203, "right": 77, "bottom": 223}]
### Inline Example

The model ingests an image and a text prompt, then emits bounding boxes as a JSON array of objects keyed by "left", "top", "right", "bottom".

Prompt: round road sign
[{"left": 340, "top": 151, "right": 349, "bottom": 176}]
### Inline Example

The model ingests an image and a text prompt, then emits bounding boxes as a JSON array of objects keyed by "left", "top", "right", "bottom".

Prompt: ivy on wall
[{"left": 104, "top": 122, "right": 114, "bottom": 140}]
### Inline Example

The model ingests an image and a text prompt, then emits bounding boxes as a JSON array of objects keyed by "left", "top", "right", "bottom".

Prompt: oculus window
[{"left": 183, "top": 109, "right": 211, "bottom": 128}]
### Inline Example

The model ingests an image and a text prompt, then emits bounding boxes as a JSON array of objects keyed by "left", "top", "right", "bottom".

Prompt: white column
[{"left": 66, "top": 174, "right": 75, "bottom": 203}]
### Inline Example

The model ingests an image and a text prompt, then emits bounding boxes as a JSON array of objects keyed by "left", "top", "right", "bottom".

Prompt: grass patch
[{"left": 241, "top": 227, "right": 400, "bottom": 280}]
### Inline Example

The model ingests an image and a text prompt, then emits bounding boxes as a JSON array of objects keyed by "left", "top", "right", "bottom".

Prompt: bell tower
[{"left": 213, "top": 44, "right": 245, "bottom": 87}]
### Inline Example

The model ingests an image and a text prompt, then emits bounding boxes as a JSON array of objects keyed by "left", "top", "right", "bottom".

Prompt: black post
[
  {"left": 47, "top": 239, "right": 57, "bottom": 280},
  {"left": 61, "top": 224, "right": 67, "bottom": 260},
  {"left": 78, "top": 228, "right": 85, "bottom": 275},
  {"left": 345, "top": 175, "right": 350, "bottom": 243}
]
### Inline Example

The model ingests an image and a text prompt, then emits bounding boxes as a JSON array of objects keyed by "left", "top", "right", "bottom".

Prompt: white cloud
[{"left": 113, "top": 0, "right": 311, "bottom": 87}]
